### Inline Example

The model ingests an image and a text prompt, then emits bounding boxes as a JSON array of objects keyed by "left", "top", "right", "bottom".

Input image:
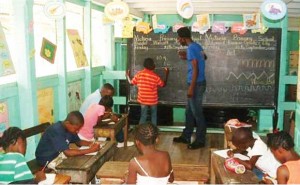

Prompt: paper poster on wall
[
  {"left": 40, "top": 38, "right": 57, "bottom": 64},
  {"left": 0, "top": 102, "right": 9, "bottom": 136},
  {"left": 0, "top": 22, "right": 15, "bottom": 77},
  {"left": 37, "top": 88, "right": 54, "bottom": 124},
  {"left": 67, "top": 29, "right": 89, "bottom": 68},
  {"left": 68, "top": 81, "right": 82, "bottom": 112},
  {"left": 196, "top": 14, "right": 210, "bottom": 30},
  {"left": 122, "top": 16, "right": 134, "bottom": 38}
]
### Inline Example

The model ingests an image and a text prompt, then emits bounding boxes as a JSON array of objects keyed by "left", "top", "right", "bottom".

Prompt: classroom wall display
[
  {"left": 0, "top": 102, "right": 9, "bottom": 136},
  {"left": 67, "top": 29, "right": 88, "bottom": 68},
  {"left": 37, "top": 88, "right": 54, "bottom": 123},
  {"left": 40, "top": 37, "right": 57, "bottom": 64},
  {"left": 67, "top": 81, "right": 82, "bottom": 112},
  {"left": 0, "top": 22, "right": 15, "bottom": 77},
  {"left": 128, "top": 29, "right": 281, "bottom": 108}
]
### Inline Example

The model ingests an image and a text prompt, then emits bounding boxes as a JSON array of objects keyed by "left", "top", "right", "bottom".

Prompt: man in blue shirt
[
  {"left": 173, "top": 27, "right": 207, "bottom": 150},
  {"left": 35, "top": 111, "right": 100, "bottom": 166}
]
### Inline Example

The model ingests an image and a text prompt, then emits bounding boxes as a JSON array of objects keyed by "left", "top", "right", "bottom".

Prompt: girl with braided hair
[
  {"left": 265, "top": 131, "right": 300, "bottom": 184},
  {"left": 125, "top": 123, "right": 174, "bottom": 185},
  {"left": 0, "top": 127, "right": 45, "bottom": 184}
]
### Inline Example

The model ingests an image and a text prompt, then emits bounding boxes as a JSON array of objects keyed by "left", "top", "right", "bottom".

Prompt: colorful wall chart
[
  {"left": 67, "top": 29, "right": 88, "bottom": 68},
  {"left": 0, "top": 22, "right": 15, "bottom": 76},
  {"left": 0, "top": 102, "right": 9, "bottom": 136},
  {"left": 68, "top": 81, "right": 82, "bottom": 112}
]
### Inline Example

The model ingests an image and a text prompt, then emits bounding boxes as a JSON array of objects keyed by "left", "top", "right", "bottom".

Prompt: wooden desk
[
  {"left": 54, "top": 174, "right": 71, "bottom": 184},
  {"left": 94, "top": 113, "right": 128, "bottom": 147},
  {"left": 210, "top": 149, "right": 259, "bottom": 184},
  {"left": 56, "top": 141, "right": 116, "bottom": 184},
  {"left": 96, "top": 161, "right": 209, "bottom": 184}
]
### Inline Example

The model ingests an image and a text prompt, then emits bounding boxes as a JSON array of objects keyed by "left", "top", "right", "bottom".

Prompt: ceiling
[{"left": 93, "top": 0, "right": 300, "bottom": 29}]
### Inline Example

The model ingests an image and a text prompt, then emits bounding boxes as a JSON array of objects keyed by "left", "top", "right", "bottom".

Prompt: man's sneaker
[
  {"left": 173, "top": 136, "right": 190, "bottom": 144},
  {"left": 187, "top": 141, "right": 205, "bottom": 150}
]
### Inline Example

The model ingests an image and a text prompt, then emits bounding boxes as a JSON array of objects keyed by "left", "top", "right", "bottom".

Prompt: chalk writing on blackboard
[{"left": 128, "top": 29, "right": 281, "bottom": 108}]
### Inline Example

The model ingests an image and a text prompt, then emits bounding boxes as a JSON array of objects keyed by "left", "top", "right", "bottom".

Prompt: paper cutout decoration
[
  {"left": 40, "top": 38, "right": 57, "bottom": 64},
  {"left": 104, "top": 0, "right": 129, "bottom": 21},
  {"left": 251, "top": 22, "right": 269, "bottom": 34},
  {"left": 172, "top": 23, "right": 185, "bottom": 32},
  {"left": 212, "top": 22, "right": 229, "bottom": 34},
  {"left": 191, "top": 22, "right": 208, "bottom": 34},
  {"left": 43, "top": 1, "right": 66, "bottom": 19},
  {"left": 260, "top": 0, "right": 287, "bottom": 20},
  {"left": 177, "top": 0, "right": 194, "bottom": 19},
  {"left": 67, "top": 29, "right": 88, "bottom": 68},
  {"left": 0, "top": 22, "right": 15, "bottom": 76},
  {"left": 231, "top": 23, "right": 247, "bottom": 35},
  {"left": 136, "top": 22, "right": 152, "bottom": 34},
  {"left": 154, "top": 24, "right": 170, "bottom": 34},
  {"left": 0, "top": 102, "right": 9, "bottom": 136},
  {"left": 243, "top": 13, "right": 261, "bottom": 30}
]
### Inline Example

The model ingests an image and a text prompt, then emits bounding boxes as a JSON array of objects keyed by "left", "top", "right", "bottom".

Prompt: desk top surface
[
  {"left": 211, "top": 152, "right": 260, "bottom": 184},
  {"left": 94, "top": 113, "right": 128, "bottom": 129},
  {"left": 56, "top": 141, "right": 115, "bottom": 171},
  {"left": 96, "top": 161, "right": 209, "bottom": 183}
]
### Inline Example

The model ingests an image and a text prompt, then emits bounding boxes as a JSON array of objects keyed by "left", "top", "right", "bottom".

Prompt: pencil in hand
[{"left": 41, "top": 161, "right": 49, "bottom": 172}]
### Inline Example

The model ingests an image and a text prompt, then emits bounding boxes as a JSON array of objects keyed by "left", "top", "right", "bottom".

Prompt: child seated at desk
[
  {"left": 35, "top": 111, "right": 100, "bottom": 167},
  {"left": 265, "top": 131, "right": 300, "bottom": 184},
  {"left": 0, "top": 127, "right": 46, "bottom": 184},
  {"left": 78, "top": 95, "right": 118, "bottom": 141},
  {"left": 227, "top": 127, "right": 281, "bottom": 180},
  {"left": 125, "top": 123, "right": 174, "bottom": 185}
]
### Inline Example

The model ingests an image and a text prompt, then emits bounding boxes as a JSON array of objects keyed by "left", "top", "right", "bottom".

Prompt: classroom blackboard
[{"left": 127, "top": 29, "right": 281, "bottom": 108}]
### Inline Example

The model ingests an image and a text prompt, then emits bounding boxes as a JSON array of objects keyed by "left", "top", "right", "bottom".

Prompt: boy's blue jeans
[
  {"left": 181, "top": 82, "right": 206, "bottom": 144},
  {"left": 139, "top": 104, "right": 157, "bottom": 125}
]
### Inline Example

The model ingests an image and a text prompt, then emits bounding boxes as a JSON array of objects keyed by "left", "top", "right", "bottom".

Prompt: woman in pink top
[
  {"left": 266, "top": 131, "right": 300, "bottom": 184},
  {"left": 78, "top": 95, "right": 114, "bottom": 141}
]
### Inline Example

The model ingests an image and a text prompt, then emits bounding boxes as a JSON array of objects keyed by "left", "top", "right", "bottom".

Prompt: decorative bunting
[
  {"left": 231, "top": 23, "right": 247, "bottom": 35},
  {"left": 136, "top": 22, "right": 152, "bottom": 34},
  {"left": 212, "top": 22, "right": 229, "bottom": 34},
  {"left": 197, "top": 14, "right": 210, "bottom": 29},
  {"left": 154, "top": 24, "right": 170, "bottom": 34},
  {"left": 172, "top": 23, "right": 185, "bottom": 32},
  {"left": 243, "top": 13, "right": 261, "bottom": 30}
]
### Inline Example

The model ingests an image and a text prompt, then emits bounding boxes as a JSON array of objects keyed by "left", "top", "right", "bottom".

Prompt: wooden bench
[
  {"left": 96, "top": 161, "right": 209, "bottom": 184},
  {"left": 23, "top": 122, "right": 51, "bottom": 173}
]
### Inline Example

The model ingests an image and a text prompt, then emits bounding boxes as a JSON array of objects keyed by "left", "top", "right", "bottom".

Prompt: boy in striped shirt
[
  {"left": 0, "top": 127, "right": 45, "bottom": 184},
  {"left": 127, "top": 57, "right": 169, "bottom": 125}
]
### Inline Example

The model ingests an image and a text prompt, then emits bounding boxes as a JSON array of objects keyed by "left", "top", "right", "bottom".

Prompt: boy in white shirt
[{"left": 227, "top": 127, "right": 281, "bottom": 180}]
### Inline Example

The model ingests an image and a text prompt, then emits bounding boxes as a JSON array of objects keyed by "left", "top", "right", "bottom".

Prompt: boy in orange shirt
[{"left": 127, "top": 58, "right": 169, "bottom": 125}]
